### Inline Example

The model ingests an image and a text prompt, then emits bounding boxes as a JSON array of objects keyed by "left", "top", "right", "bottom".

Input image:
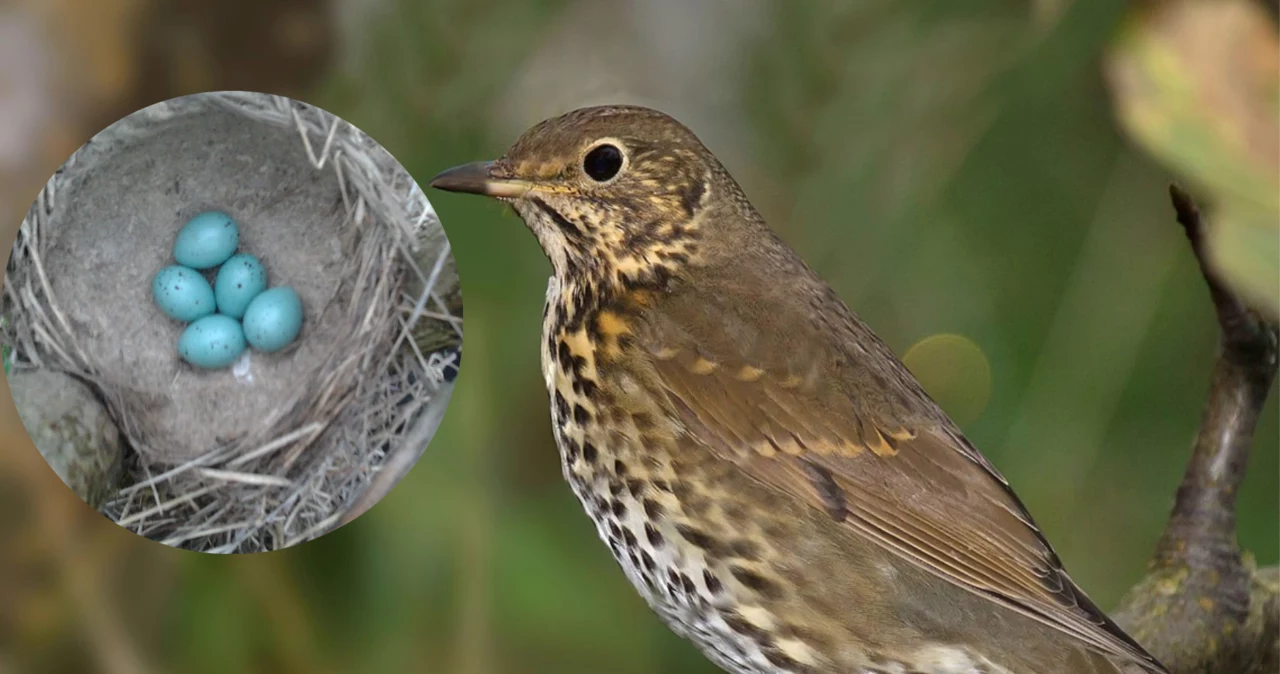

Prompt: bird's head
[{"left": 431, "top": 106, "right": 730, "bottom": 293}]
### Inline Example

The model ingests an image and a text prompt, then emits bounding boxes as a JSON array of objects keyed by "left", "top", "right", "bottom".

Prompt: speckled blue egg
[
  {"left": 242, "top": 287, "right": 304, "bottom": 353},
  {"left": 178, "top": 315, "right": 247, "bottom": 369},
  {"left": 174, "top": 211, "right": 240, "bottom": 269},
  {"left": 214, "top": 254, "right": 267, "bottom": 319},
  {"left": 152, "top": 265, "right": 216, "bottom": 323}
]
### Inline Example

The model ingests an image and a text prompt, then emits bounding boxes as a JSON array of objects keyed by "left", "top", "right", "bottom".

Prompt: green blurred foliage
[{"left": 1, "top": 1, "right": 1276, "bottom": 673}]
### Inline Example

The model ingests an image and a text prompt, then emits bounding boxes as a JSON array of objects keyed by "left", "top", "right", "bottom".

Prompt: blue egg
[
  {"left": 178, "top": 315, "right": 247, "bottom": 369},
  {"left": 214, "top": 254, "right": 268, "bottom": 319},
  {"left": 174, "top": 211, "right": 240, "bottom": 269},
  {"left": 242, "top": 287, "right": 304, "bottom": 353},
  {"left": 152, "top": 265, "right": 216, "bottom": 323}
]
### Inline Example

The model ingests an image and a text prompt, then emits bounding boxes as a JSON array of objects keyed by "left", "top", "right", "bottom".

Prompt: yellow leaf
[{"left": 1106, "top": 0, "right": 1279, "bottom": 316}]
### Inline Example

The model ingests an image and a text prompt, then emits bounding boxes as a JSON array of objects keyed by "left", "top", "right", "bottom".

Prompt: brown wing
[{"left": 630, "top": 276, "right": 1164, "bottom": 672}]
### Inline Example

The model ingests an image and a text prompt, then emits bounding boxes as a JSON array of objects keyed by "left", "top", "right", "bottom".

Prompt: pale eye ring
[{"left": 583, "top": 143, "right": 624, "bottom": 182}]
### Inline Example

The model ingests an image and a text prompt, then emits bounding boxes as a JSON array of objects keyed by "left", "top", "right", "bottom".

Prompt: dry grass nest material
[{"left": 3, "top": 92, "right": 461, "bottom": 552}]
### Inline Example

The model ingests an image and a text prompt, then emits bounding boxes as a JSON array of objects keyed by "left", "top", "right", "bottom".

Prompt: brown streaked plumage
[{"left": 431, "top": 105, "right": 1167, "bottom": 674}]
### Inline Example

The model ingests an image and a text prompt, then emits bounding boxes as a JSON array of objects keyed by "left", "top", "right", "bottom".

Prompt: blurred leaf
[{"left": 1106, "top": 0, "right": 1280, "bottom": 316}]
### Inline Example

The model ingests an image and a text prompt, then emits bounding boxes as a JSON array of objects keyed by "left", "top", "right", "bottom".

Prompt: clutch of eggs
[{"left": 153, "top": 212, "right": 304, "bottom": 369}]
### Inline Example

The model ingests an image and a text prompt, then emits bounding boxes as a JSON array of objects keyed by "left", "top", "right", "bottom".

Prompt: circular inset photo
[{"left": 2, "top": 92, "right": 462, "bottom": 553}]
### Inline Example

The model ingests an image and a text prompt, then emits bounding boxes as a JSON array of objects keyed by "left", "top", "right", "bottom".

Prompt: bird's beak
[{"left": 429, "top": 161, "right": 531, "bottom": 200}]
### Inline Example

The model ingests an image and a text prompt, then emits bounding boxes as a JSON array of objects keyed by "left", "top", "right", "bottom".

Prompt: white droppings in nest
[{"left": 4, "top": 92, "right": 462, "bottom": 552}]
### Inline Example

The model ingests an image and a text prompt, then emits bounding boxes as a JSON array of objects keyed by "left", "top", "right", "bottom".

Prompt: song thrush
[{"left": 431, "top": 106, "right": 1167, "bottom": 674}]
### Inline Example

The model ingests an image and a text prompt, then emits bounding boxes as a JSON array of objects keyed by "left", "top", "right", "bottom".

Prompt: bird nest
[{"left": 2, "top": 92, "right": 461, "bottom": 552}]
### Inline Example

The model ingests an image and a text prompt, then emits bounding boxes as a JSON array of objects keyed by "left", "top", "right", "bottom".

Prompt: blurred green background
[{"left": 0, "top": 1, "right": 1276, "bottom": 673}]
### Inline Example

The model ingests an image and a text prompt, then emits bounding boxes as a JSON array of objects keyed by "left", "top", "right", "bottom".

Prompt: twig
[
  {"left": 1155, "top": 186, "right": 1278, "bottom": 574},
  {"left": 1115, "top": 185, "right": 1279, "bottom": 674}
]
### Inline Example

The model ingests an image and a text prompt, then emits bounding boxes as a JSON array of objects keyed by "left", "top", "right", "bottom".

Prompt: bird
[{"left": 430, "top": 105, "right": 1168, "bottom": 674}]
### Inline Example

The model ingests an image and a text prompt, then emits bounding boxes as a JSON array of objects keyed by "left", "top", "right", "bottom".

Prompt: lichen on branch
[{"left": 1114, "top": 185, "right": 1279, "bottom": 674}]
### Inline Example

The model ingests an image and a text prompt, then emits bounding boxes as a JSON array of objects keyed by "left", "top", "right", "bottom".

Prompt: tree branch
[{"left": 1115, "top": 185, "right": 1279, "bottom": 674}]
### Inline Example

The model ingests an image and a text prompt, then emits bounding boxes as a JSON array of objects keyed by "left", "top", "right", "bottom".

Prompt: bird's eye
[{"left": 583, "top": 144, "right": 623, "bottom": 182}]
